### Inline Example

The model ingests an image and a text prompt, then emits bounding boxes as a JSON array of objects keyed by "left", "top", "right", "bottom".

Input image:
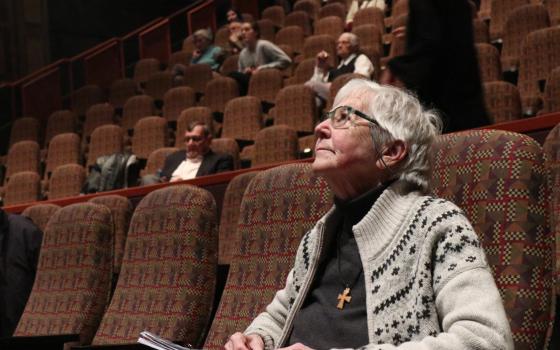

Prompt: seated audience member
[
  {"left": 229, "top": 21, "right": 292, "bottom": 95},
  {"left": 189, "top": 29, "right": 224, "bottom": 70},
  {"left": 0, "top": 209, "right": 43, "bottom": 337},
  {"left": 346, "top": 0, "right": 386, "bottom": 27},
  {"left": 228, "top": 21, "right": 244, "bottom": 54},
  {"left": 227, "top": 8, "right": 244, "bottom": 23},
  {"left": 225, "top": 80, "right": 513, "bottom": 350},
  {"left": 141, "top": 122, "right": 233, "bottom": 185},
  {"left": 305, "top": 32, "right": 374, "bottom": 105}
]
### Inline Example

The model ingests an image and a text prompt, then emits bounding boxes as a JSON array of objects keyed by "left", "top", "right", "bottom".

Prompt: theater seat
[
  {"left": 9, "top": 203, "right": 113, "bottom": 346},
  {"left": 218, "top": 171, "right": 259, "bottom": 265},
  {"left": 21, "top": 203, "right": 61, "bottom": 233},
  {"left": 91, "top": 185, "right": 218, "bottom": 347},
  {"left": 543, "top": 124, "right": 560, "bottom": 295},
  {"left": 253, "top": 125, "right": 299, "bottom": 167},
  {"left": 89, "top": 195, "right": 133, "bottom": 279},
  {"left": 204, "top": 163, "right": 332, "bottom": 349},
  {"left": 431, "top": 129, "right": 554, "bottom": 350}
]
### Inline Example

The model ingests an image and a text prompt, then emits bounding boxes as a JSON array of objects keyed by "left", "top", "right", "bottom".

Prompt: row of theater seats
[
  {"left": 4, "top": 128, "right": 557, "bottom": 350},
  {"left": 3, "top": 0, "right": 560, "bottom": 202}
]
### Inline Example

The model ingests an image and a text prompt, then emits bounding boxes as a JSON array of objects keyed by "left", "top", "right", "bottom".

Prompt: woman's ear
[{"left": 378, "top": 140, "right": 407, "bottom": 169}]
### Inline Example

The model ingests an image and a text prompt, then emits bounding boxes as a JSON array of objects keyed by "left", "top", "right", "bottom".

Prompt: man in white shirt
[
  {"left": 141, "top": 122, "right": 233, "bottom": 185},
  {"left": 305, "top": 32, "right": 374, "bottom": 105}
]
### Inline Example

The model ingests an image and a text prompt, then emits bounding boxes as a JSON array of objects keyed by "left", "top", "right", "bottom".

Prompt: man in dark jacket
[
  {"left": 382, "top": 0, "right": 489, "bottom": 132},
  {"left": 142, "top": 121, "right": 234, "bottom": 185},
  {"left": 0, "top": 209, "right": 42, "bottom": 337}
]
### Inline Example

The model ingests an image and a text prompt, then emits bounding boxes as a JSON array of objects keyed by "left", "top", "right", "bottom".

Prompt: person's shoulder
[{"left": 8, "top": 214, "right": 42, "bottom": 235}]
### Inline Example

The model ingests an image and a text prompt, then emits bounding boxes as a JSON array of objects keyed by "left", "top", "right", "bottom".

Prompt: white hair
[
  {"left": 334, "top": 79, "right": 443, "bottom": 193},
  {"left": 339, "top": 32, "right": 359, "bottom": 50}
]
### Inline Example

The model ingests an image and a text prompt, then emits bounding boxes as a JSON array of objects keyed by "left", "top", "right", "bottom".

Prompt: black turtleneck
[{"left": 287, "top": 185, "right": 387, "bottom": 349}]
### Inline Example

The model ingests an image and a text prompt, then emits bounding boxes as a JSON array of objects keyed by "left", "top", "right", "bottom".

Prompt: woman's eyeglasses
[{"left": 321, "top": 105, "right": 379, "bottom": 129}]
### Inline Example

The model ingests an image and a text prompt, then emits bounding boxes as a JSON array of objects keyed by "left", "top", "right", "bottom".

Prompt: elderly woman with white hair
[
  {"left": 225, "top": 80, "right": 513, "bottom": 350},
  {"left": 305, "top": 32, "right": 374, "bottom": 105}
]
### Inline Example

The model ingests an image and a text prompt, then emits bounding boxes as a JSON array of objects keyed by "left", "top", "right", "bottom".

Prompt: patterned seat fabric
[
  {"left": 87, "top": 125, "right": 125, "bottom": 168},
  {"left": 3, "top": 171, "right": 41, "bottom": 206},
  {"left": 201, "top": 77, "right": 240, "bottom": 114},
  {"left": 204, "top": 163, "right": 332, "bottom": 349},
  {"left": 353, "top": 7, "right": 385, "bottom": 32},
  {"left": 294, "top": 0, "right": 319, "bottom": 20},
  {"left": 21, "top": 203, "right": 61, "bottom": 233},
  {"left": 44, "top": 110, "right": 77, "bottom": 147},
  {"left": 92, "top": 185, "right": 218, "bottom": 347},
  {"left": 518, "top": 26, "right": 560, "bottom": 115},
  {"left": 489, "top": 0, "right": 529, "bottom": 42},
  {"left": 6, "top": 140, "right": 40, "bottom": 181},
  {"left": 163, "top": 86, "right": 196, "bottom": 122},
  {"left": 542, "top": 66, "right": 560, "bottom": 114},
  {"left": 48, "top": 164, "right": 86, "bottom": 200},
  {"left": 262, "top": 5, "right": 285, "bottom": 28},
  {"left": 285, "top": 58, "right": 315, "bottom": 86},
  {"left": 183, "top": 64, "right": 214, "bottom": 95},
  {"left": 276, "top": 26, "right": 305, "bottom": 55},
  {"left": 353, "top": 24, "right": 383, "bottom": 59},
  {"left": 253, "top": 125, "right": 299, "bottom": 166},
  {"left": 211, "top": 138, "right": 240, "bottom": 170},
  {"left": 257, "top": 19, "right": 276, "bottom": 42},
  {"left": 83, "top": 103, "right": 115, "bottom": 140},
  {"left": 546, "top": 0, "right": 560, "bottom": 25},
  {"left": 168, "top": 50, "right": 191, "bottom": 70},
  {"left": 222, "top": 96, "right": 263, "bottom": 142},
  {"left": 72, "top": 84, "right": 106, "bottom": 116},
  {"left": 220, "top": 54, "right": 240, "bottom": 76},
  {"left": 284, "top": 11, "right": 312, "bottom": 36},
  {"left": 385, "top": 0, "right": 408, "bottom": 28},
  {"left": 248, "top": 69, "right": 283, "bottom": 105},
  {"left": 144, "top": 71, "right": 175, "bottom": 101},
  {"left": 9, "top": 117, "right": 40, "bottom": 147},
  {"left": 270, "top": 85, "right": 317, "bottom": 133},
  {"left": 473, "top": 18, "right": 490, "bottom": 44},
  {"left": 319, "top": 3, "right": 346, "bottom": 20},
  {"left": 483, "top": 81, "right": 522, "bottom": 123},
  {"left": 14, "top": 203, "right": 113, "bottom": 345},
  {"left": 89, "top": 195, "right": 133, "bottom": 277},
  {"left": 176, "top": 107, "right": 215, "bottom": 147},
  {"left": 431, "top": 129, "right": 554, "bottom": 350},
  {"left": 218, "top": 171, "right": 259, "bottom": 265},
  {"left": 543, "top": 124, "right": 560, "bottom": 295},
  {"left": 133, "top": 58, "right": 161, "bottom": 86},
  {"left": 475, "top": 43, "right": 502, "bottom": 82},
  {"left": 500, "top": 4, "right": 549, "bottom": 72},
  {"left": 45, "top": 133, "right": 81, "bottom": 179},
  {"left": 121, "top": 95, "right": 156, "bottom": 131},
  {"left": 141, "top": 147, "right": 180, "bottom": 177},
  {"left": 109, "top": 78, "right": 138, "bottom": 109},
  {"left": 314, "top": 16, "right": 344, "bottom": 40},
  {"left": 132, "top": 116, "right": 168, "bottom": 159}
]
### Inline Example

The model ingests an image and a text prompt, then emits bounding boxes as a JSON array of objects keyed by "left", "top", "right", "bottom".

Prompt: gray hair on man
[
  {"left": 334, "top": 79, "right": 442, "bottom": 193},
  {"left": 340, "top": 32, "right": 359, "bottom": 50}
]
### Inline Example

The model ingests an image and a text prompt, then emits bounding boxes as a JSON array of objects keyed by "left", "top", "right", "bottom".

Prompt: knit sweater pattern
[{"left": 244, "top": 180, "right": 513, "bottom": 350}]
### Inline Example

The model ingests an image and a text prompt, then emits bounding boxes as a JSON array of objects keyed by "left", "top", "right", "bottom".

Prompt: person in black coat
[
  {"left": 141, "top": 121, "right": 234, "bottom": 185},
  {"left": 0, "top": 209, "right": 42, "bottom": 337},
  {"left": 382, "top": 0, "right": 489, "bottom": 132}
]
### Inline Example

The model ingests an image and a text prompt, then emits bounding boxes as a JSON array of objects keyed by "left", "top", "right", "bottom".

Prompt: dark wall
[{"left": 47, "top": 0, "right": 196, "bottom": 61}]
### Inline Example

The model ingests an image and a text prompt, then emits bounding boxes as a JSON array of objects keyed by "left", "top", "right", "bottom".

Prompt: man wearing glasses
[
  {"left": 225, "top": 80, "right": 513, "bottom": 350},
  {"left": 141, "top": 121, "right": 233, "bottom": 185}
]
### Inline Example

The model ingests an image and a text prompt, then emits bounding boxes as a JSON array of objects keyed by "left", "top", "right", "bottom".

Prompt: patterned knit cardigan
[{"left": 245, "top": 180, "right": 513, "bottom": 350}]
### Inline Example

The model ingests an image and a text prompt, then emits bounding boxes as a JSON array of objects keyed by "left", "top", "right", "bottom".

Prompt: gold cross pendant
[{"left": 337, "top": 287, "right": 352, "bottom": 309}]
